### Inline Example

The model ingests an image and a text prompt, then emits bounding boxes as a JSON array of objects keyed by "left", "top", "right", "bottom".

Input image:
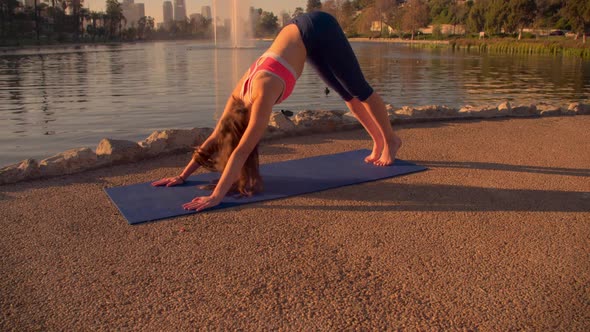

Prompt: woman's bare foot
[
  {"left": 364, "top": 142, "right": 383, "bottom": 163},
  {"left": 373, "top": 135, "right": 402, "bottom": 166}
]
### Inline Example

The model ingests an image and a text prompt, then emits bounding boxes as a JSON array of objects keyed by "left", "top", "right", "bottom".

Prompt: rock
[
  {"left": 413, "top": 105, "right": 459, "bottom": 118},
  {"left": 138, "top": 133, "right": 166, "bottom": 156},
  {"left": 498, "top": 101, "right": 511, "bottom": 113},
  {"left": 386, "top": 109, "right": 398, "bottom": 122},
  {"left": 39, "top": 148, "right": 97, "bottom": 177},
  {"left": 457, "top": 105, "right": 477, "bottom": 117},
  {"left": 140, "top": 128, "right": 211, "bottom": 156},
  {"left": 458, "top": 105, "right": 483, "bottom": 117},
  {"left": 476, "top": 106, "right": 501, "bottom": 118},
  {"left": 96, "top": 139, "right": 143, "bottom": 163},
  {"left": 568, "top": 102, "right": 590, "bottom": 115},
  {"left": 537, "top": 103, "right": 563, "bottom": 116},
  {"left": 293, "top": 110, "right": 346, "bottom": 132},
  {"left": 268, "top": 112, "right": 296, "bottom": 132},
  {"left": 393, "top": 106, "right": 415, "bottom": 119},
  {"left": 459, "top": 105, "right": 500, "bottom": 118},
  {"left": 342, "top": 111, "right": 360, "bottom": 124},
  {"left": 511, "top": 103, "right": 539, "bottom": 117},
  {"left": 0, "top": 159, "right": 39, "bottom": 184}
]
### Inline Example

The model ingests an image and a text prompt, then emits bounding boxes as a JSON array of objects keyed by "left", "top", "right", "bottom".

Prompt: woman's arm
[
  {"left": 151, "top": 157, "right": 200, "bottom": 187},
  {"left": 152, "top": 72, "right": 251, "bottom": 187},
  {"left": 182, "top": 76, "right": 281, "bottom": 211}
]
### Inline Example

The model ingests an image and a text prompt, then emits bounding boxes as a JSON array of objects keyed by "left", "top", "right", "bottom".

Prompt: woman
[{"left": 152, "top": 11, "right": 402, "bottom": 211}]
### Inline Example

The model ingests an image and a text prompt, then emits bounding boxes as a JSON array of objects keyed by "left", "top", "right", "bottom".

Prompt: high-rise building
[
  {"left": 189, "top": 13, "right": 203, "bottom": 21},
  {"left": 136, "top": 3, "right": 145, "bottom": 19},
  {"left": 121, "top": 0, "right": 137, "bottom": 27},
  {"left": 201, "top": 6, "right": 211, "bottom": 20},
  {"left": 121, "top": 0, "right": 145, "bottom": 27},
  {"left": 174, "top": 0, "right": 187, "bottom": 21},
  {"left": 163, "top": 1, "right": 173, "bottom": 24}
]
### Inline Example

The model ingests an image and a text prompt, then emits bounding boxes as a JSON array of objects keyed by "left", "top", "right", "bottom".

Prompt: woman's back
[{"left": 265, "top": 24, "right": 307, "bottom": 78}]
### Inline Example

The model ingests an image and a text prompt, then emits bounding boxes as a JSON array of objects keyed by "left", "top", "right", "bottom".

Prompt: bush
[
  {"left": 432, "top": 25, "right": 443, "bottom": 40},
  {"left": 57, "top": 33, "right": 69, "bottom": 42},
  {"left": 521, "top": 32, "right": 536, "bottom": 39}
]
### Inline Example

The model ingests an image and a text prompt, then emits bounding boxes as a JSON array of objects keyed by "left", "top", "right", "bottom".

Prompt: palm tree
[
  {"left": 69, "top": 0, "right": 84, "bottom": 40},
  {"left": 88, "top": 10, "right": 100, "bottom": 41},
  {"left": 78, "top": 7, "right": 89, "bottom": 39},
  {"left": 55, "top": 0, "right": 67, "bottom": 36},
  {"left": 105, "top": 0, "right": 124, "bottom": 39},
  {"left": 33, "top": 0, "right": 40, "bottom": 40}
]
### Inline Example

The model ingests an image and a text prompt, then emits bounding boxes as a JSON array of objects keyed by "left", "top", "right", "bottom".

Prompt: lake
[{"left": 1, "top": 40, "right": 589, "bottom": 167}]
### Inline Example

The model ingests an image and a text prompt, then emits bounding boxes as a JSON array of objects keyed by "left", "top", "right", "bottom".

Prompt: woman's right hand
[{"left": 151, "top": 176, "right": 185, "bottom": 187}]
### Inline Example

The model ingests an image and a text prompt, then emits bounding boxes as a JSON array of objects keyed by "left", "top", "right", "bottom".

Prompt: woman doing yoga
[{"left": 152, "top": 11, "right": 402, "bottom": 211}]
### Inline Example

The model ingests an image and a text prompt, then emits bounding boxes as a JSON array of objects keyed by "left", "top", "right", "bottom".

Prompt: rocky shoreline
[{"left": 1, "top": 101, "right": 588, "bottom": 185}]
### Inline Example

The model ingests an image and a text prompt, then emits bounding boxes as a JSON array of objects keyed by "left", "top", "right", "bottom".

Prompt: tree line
[
  {"left": 0, "top": 0, "right": 158, "bottom": 43},
  {"left": 0, "top": 0, "right": 215, "bottom": 44},
  {"left": 299, "top": 0, "right": 589, "bottom": 43},
  {"left": 1, "top": 0, "right": 588, "bottom": 45}
]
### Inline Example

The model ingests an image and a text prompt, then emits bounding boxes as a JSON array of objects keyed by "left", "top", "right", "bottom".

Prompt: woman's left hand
[{"left": 182, "top": 195, "right": 222, "bottom": 211}]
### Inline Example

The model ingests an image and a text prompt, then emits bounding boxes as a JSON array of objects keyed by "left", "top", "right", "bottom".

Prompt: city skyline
[{"left": 84, "top": 0, "right": 307, "bottom": 25}]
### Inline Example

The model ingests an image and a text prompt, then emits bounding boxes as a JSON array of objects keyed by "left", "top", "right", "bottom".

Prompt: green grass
[{"left": 449, "top": 38, "right": 590, "bottom": 58}]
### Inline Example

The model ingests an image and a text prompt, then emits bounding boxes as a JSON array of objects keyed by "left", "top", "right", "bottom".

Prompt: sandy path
[{"left": 1, "top": 117, "right": 589, "bottom": 330}]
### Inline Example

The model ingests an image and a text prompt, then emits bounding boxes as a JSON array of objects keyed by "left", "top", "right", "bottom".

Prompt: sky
[{"left": 84, "top": 0, "right": 308, "bottom": 25}]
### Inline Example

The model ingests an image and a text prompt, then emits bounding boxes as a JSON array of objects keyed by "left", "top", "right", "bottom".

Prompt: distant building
[
  {"left": 163, "top": 1, "right": 173, "bottom": 24},
  {"left": 122, "top": 0, "right": 146, "bottom": 27},
  {"left": 22, "top": 0, "right": 52, "bottom": 10},
  {"left": 121, "top": 0, "right": 136, "bottom": 27},
  {"left": 201, "top": 6, "right": 211, "bottom": 20},
  {"left": 280, "top": 12, "right": 291, "bottom": 27},
  {"left": 419, "top": 24, "right": 466, "bottom": 35},
  {"left": 136, "top": 3, "right": 145, "bottom": 19},
  {"left": 370, "top": 21, "right": 394, "bottom": 35},
  {"left": 174, "top": 0, "right": 187, "bottom": 21},
  {"left": 22, "top": 0, "right": 51, "bottom": 7},
  {"left": 190, "top": 13, "right": 203, "bottom": 22}
]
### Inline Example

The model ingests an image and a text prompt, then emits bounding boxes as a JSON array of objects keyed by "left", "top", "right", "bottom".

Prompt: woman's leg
[
  {"left": 346, "top": 96, "right": 402, "bottom": 165},
  {"left": 307, "top": 13, "right": 401, "bottom": 165},
  {"left": 345, "top": 98, "right": 385, "bottom": 163},
  {"left": 359, "top": 93, "right": 402, "bottom": 166},
  {"left": 294, "top": 12, "right": 401, "bottom": 165},
  {"left": 306, "top": 56, "right": 394, "bottom": 163}
]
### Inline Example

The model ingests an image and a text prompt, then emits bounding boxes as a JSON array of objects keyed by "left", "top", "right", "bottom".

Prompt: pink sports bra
[{"left": 240, "top": 52, "right": 297, "bottom": 105}]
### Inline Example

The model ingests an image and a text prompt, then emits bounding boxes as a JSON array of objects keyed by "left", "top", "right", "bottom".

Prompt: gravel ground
[{"left": 1, "top": 116, "right": 589, "bottom": 330}]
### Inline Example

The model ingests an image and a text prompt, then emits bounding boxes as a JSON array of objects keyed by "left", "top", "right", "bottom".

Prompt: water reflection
[
  {"left": 75, "top": 52, "right": 88, "bottom": 105},
  {"left": 5, "top": 58, "right": 27, "bottom": 137},
  {"left": 39, "top": 55, "right": 53, "bottom": 131},
  {"left": 0, "top": 41, "right": 588, "bottom": 166}
]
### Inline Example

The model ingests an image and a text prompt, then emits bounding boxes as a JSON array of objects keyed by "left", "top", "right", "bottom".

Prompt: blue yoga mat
[{"left": 105, "top": 149, "right": 427, "bottom": 224}]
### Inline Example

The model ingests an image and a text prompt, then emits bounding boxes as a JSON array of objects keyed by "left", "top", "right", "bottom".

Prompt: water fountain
[
  {"left": 211, "top": 0, "right": 256, "bottom": 120},
  {"left": 212, "top": 0, "right": 254, "bottom": 48}
]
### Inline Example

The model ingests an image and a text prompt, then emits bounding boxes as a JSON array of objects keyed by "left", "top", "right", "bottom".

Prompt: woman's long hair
[{"left": 192, "top": 97, "right": 263, "bottom": 197}]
